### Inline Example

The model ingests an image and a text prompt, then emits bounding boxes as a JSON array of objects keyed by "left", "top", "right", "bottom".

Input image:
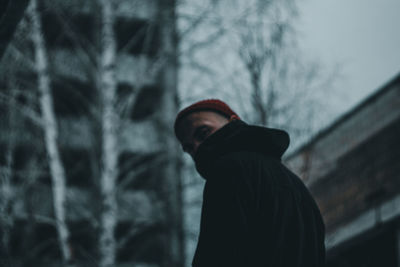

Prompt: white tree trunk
[
  {"left": 98, "top": 1, "right": 118, "bottom": 266},
  {"left": 29, "top": 0, "right": 72, "bottom": 264}
]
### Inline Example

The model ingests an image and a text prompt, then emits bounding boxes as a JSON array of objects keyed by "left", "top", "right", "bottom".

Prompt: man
[{"left": 174, "top": 99, "right": 326, "bottom": 267}]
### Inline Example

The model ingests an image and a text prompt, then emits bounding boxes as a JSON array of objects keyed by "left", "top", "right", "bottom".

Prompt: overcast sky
[{"left": 298, "top": 0, "right": 400, "bottom": 118}]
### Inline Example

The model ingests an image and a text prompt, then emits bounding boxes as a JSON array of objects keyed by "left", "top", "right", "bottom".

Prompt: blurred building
[
  {"left": 286, "top": 74, "right": 400, "bottom": 266},
  {"left": 0, "top": 0, "right": 30, "bottom": 58},
  {"left": 0, "top": 0, "right": 183, "bottom": 266}
]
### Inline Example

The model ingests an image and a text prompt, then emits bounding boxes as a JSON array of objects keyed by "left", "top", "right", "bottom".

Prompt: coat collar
[{"left": 194, "top": 120, "right": 290, "bottom": 179}]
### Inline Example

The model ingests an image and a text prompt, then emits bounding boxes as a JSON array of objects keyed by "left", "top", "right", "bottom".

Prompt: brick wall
[
  {"left": 310, "top": 118, "right": 400, "bottom": 232},
  {"left": 285, "top": 74, "right": 400, "bottom": 235}
]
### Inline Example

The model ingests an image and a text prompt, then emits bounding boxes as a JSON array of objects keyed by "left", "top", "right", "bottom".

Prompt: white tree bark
[
  {"left": 29, "top": 0, "right": 72, "bottom": 264},
  {"left": 98, "top": 1, "right": 118, "bottom": 266}
]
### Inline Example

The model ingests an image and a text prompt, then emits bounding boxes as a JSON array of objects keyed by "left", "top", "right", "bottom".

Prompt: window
[
  {"left": 51, "top": 77, "right": 95, "bottom": 117},
  {"left": 130, "top": 84, "right": 162, "bottom": 121}
]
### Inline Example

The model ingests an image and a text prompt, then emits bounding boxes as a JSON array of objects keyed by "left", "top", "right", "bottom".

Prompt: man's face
[{"left": 176, "top": 111, "right": 229, "bottom": 159}]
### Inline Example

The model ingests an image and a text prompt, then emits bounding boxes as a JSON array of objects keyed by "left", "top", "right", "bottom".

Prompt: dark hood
[{"left": 194, "top": 120, "right": 290, "bottom": 179}]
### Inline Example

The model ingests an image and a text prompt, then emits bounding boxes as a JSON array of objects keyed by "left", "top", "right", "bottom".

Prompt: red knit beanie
[{"left": 174, "top": 99, "right": 240, "bottom": 137}]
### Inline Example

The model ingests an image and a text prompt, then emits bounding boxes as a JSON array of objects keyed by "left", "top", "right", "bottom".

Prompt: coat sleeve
[{"left": 192, "top": 156, "right": 256, "bottom": 267}]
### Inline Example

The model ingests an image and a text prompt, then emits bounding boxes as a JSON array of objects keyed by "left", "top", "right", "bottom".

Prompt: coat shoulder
[
  {"left": 214, "top": 151, "right": 289, "bottom": 184},
  {"left": 214, "top": 151, "right": 318, "bottom": 205}
]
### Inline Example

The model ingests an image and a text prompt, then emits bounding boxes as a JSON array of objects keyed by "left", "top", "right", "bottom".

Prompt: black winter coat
[{"left": 192, "top": 120, "right": 325, "bottom": 267}]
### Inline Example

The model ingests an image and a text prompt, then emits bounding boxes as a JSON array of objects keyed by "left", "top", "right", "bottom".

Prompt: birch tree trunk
[
  {"left": 29, "top": 0, "right": 72, "bottom": 264},
  {"left": 98, "top": 0, "right": 118, "bottom": 266}
]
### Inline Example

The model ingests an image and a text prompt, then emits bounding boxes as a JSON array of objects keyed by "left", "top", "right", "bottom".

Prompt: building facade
[
  {"left": 286, "top": 74, "right": 400, "bottom": 266},
  {"left": 0, "top": 0, "right": 183, "bottom": 266}
]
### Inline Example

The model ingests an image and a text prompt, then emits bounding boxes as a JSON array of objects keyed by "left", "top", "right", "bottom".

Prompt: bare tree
[
  {"left": 234, "top": 0, "right": 301, "bottom": 125},
  {"left": 232, "top": 0, "right": 335, "bottom": 149},
  {"left": 0, "top": 16, "right": 58, "bottom": 265},
  {"left": 178, "top": 0, "right": 334, "bottom": 145},
  {"left": 97, "top": 0, "right": 118, "bottom": 266},
  {"left": 177, "top": 0, "right": 337, "bottom": 264},
  {"left": 0, "top": 0, "right": 191, "bottom": 265},
  {"left": 29, "top": 0, "right": 73, "bottom": 264}
]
